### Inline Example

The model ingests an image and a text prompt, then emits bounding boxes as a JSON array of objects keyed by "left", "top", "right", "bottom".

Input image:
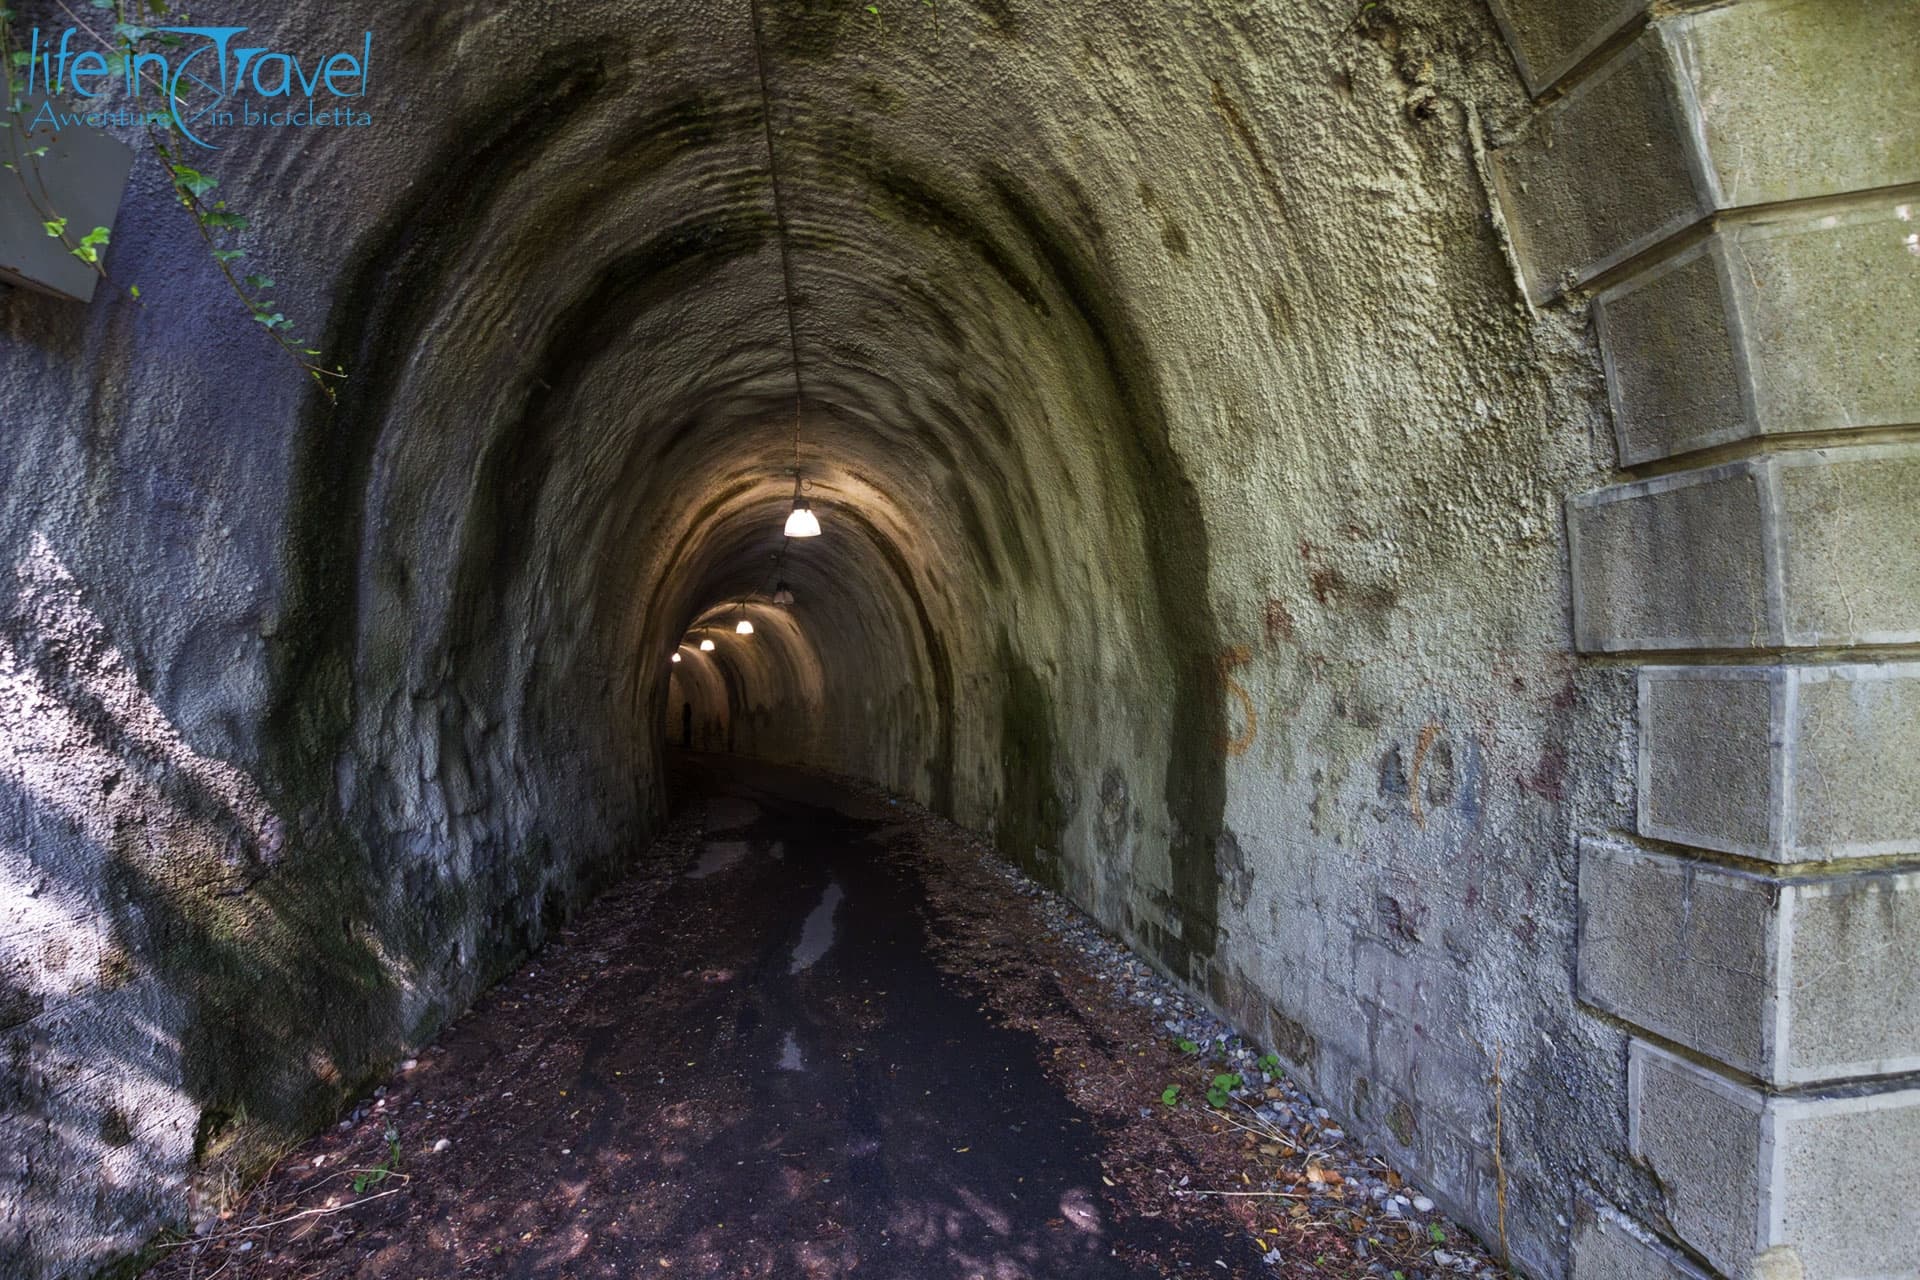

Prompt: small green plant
[
  {"left": 1428, "top": 1223, "right": 1448, "bottom": 1245},
  {"left": 1256, "top": 1052, "right": 1282, "bottom": 1073},
  {"left": 156, "top": 141, "right": 343, "bottom": 398},
  {"left": 2, "top": 10, "right": 127, "bottom": 287},
  {"left": 1176, "top": 1037, "right": 1199, "bottom": 1055},
  {"left": 73, "top": 223, "right": 109, "bottom": 263},
  {"left": 352, "top": 1128, "right": 402, "bottom": 1194},
  {"left": 1160, "top": 1084, "right": 1180, "bottom": 1107},
  {"left": 1206, "top": 1072, "right": 1242, "bottom": 1108}
]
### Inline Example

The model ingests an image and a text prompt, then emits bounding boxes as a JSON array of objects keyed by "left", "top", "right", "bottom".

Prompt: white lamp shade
[
  {"left": 736, "top": 619, "right": 755, "bottom": 635},
  {"left": 699, "top": 638, "right": 716, "bottom": 652},
  {"left": 784, "top": 502, "right": 821, "bottom": 538}
]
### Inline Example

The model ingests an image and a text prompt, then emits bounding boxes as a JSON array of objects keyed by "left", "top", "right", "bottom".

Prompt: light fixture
[
  {"left": 750, "top": 3, "right": 827, "bottom": 546},
  {"left": 671, "top": 652, "right": 682, "bottom": 664},
  {"left": 699, "top": 638, "right": 716, "bottom": 652},
  {"left": 773, "top": 581, "right": 795, "bottom": 606},
  {"left": 785, "top": 496, "right": 820, "bottom": 538},
  {"left": 736, "top": 618, "right": 755, "bottom": 635}
]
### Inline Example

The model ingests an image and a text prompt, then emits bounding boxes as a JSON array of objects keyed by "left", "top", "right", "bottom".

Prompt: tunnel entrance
[{"left": 1, "top": 0, "right": 1912, "bottom": 1277}]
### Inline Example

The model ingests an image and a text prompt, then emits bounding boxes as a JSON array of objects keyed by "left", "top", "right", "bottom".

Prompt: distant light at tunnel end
[
  {"left": 785, "top": 499, "right": 821, "bottom": 538},
  {"left": 736, "top": 619, "right": 755, "bottom": 635},
  {"left": 671, "top": 652, "right": 682, "bottom": 663},
  {"left": 699, "top": 638, "right": 716, "bottom": 652}
]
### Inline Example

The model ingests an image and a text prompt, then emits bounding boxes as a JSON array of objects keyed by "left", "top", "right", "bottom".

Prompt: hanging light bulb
[
  {"left": 773, "top": 581, "right": 795, "bottom": 606},
  {"left": 736, "top": 618, "right": 755, "bottom": 635},
  {"left": 671, "top": 652, "right": 682, "bottom": 664},
  {"left": 699, "top": 638, "right": 716, "bottom": 652},
  {"left": 785, "top": 497, "right": 820, "bottom": 538}
]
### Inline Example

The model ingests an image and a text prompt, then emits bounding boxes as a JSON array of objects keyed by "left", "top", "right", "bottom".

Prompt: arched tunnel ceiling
[{"left": 316, "top": 0, "right": 1272, "bottom": 917}]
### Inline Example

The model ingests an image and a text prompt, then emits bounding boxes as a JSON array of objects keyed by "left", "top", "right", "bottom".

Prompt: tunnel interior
[
  {"left": 321, "top": 0, "right": 1241, "bottom": 978},
  {"left": 11, "top": 0, "right": 1909, "bottom": 1276},
  {"left": 3, "top": 1, "right": 1603, "bottom": 1272}
]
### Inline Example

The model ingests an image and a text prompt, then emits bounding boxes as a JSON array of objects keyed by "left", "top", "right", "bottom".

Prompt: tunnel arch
[
  {"left": 11, "top": 0, "right": 1905, "bottom": 1276},
  {"left": 279, "top": 1, "right": 1242, "bottom": 1005},
  {"left": 5, "top": 0, "right": 1583, "bottom": 1270}
]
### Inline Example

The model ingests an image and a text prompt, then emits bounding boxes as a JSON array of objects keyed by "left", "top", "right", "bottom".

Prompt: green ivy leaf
[
  {"left": 170, "top": 164, "right": 217, "bottom": 199},
  {"left": 212, "top": 248, "right": 245, "bottom": 263},
  {"left": 243, "top": 274, "right": 274, "bottom": 291}
]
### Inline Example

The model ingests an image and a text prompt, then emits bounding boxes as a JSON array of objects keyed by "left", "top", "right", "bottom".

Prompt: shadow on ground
[{"left": 140, "top": 754, "right": 1267, "bottom": 1279}]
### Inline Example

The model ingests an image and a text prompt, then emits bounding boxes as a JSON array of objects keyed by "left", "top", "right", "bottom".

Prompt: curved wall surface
[{"left": 0, "top": 1, "right": 1913, "bottom": 1276}]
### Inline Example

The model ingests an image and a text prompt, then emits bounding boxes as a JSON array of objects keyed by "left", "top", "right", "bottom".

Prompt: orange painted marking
[
  {"left": 1408, "top": 722, "right": 1442, "bottom": 827},
  {"left": 1216, "top": 645, "right": 1257, "bottom": 757}
]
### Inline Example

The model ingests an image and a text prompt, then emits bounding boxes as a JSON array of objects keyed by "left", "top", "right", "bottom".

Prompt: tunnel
[{"left": 0, "top": 1, "right": 1915, "bottom": 1277}]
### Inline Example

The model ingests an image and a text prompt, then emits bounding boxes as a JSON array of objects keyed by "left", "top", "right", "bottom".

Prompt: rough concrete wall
[{"left": 0, "top": 0, "right": 1713, "bottom": 1275}]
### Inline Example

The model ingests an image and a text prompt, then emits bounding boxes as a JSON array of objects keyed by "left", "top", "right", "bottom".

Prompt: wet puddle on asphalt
[
  {"left": 788, "top": 880, "right": 844, "bottom": 972},
  {"left": 777, "top": 1029, "right": 806, "bottom": 1071},
  {"left": 685, "top": 838, "right": 750, "bottom": 879}
]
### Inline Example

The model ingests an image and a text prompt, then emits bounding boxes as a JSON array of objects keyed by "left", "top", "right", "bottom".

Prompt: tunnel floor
[{"left": 142, "top": 757, "right": 1497, "bottom": 1280}]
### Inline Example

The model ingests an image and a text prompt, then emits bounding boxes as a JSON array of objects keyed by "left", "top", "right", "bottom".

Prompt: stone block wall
[{"left": 1491, "top": 0, "right": 1920, "bottom": 1274}]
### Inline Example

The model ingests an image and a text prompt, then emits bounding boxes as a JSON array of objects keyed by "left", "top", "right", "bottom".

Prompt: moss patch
[{"left": 994, "top": 637, "right": 1066, "bottom": 889}]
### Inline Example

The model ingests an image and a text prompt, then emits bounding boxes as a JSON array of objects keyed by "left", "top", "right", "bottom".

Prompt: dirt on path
[{"left": 142, "top": 755, "right": 1505, "bottom": 1280}]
